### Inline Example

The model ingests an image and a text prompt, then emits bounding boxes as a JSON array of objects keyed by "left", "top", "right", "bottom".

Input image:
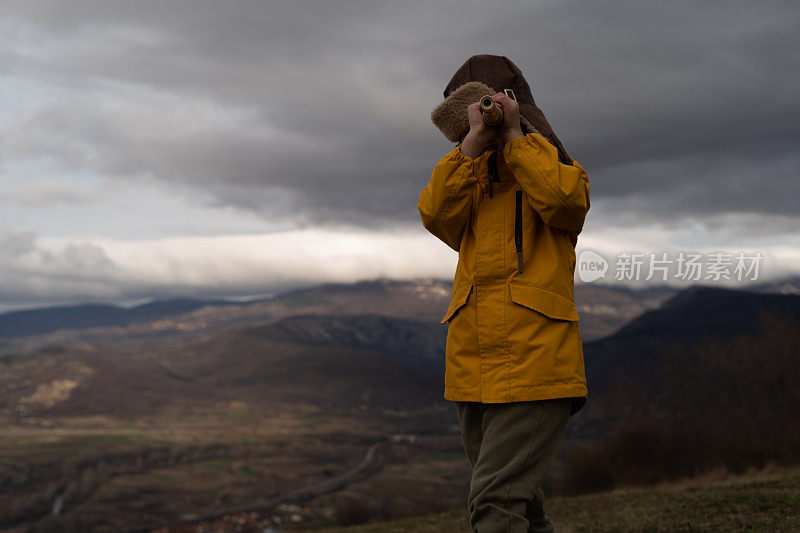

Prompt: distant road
[
  {"left": 129, "top": 434, "right": 463, "bottom": 532},
  {"left": 123, "top": 438, "right": 392, "bottom": 533}
]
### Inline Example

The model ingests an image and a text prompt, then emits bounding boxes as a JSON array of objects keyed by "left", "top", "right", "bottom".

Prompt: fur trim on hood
[{"left": 430, "top": 81, "right": 539, "bottom": 143}]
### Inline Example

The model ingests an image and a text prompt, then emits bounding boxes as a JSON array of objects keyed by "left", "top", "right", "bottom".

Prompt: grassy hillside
[{"left": 314, "top": 462, "right": 800, "bottom": 532}]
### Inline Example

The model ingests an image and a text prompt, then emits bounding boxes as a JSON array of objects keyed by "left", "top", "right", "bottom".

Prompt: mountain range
[{"left": 1, "top": 276, "right": 798, "bottom": 429}]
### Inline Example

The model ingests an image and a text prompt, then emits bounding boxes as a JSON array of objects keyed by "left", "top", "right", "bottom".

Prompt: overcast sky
[{"left": 1, "top": 0, "right": 798, "bottom": 311}]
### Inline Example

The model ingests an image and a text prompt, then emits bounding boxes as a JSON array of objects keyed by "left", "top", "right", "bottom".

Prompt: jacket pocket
[
  {"left": 441, "top": 283, "right": 473, "bottom": 324},
  {"left": 509, "top": 281, "right": 579, "bottom": 321}
]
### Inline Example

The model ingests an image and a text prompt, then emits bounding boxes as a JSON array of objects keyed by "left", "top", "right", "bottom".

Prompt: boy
[{"left": 418, "top": 55, "right": 591, "bottom": 532}]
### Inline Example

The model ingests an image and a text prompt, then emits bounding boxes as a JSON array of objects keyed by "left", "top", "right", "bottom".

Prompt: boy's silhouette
[{"left": 419, "top": 54, "right": 591, "bottom": 532}]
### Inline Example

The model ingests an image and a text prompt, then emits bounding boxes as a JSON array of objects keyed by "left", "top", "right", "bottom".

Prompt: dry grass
[{"left": 313, "top": 462, "right": 800, "bottom": 532}]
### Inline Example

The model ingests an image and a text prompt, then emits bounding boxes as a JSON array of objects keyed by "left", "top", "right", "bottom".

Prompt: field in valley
[{"left": 1, "top": 400, "right": 469, "bottom": 532}]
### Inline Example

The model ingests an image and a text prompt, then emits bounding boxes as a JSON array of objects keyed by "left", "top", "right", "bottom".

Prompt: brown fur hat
[{"left": 430, "top": 54, "right": 573, "bottom": 165}]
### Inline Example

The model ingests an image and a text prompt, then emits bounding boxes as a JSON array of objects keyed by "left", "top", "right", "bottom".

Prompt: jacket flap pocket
[
  {"left": 441, "top": 284, "right": 473, "bottom": 324},
  {"left": 509, "top": 282, "right": 579, "bottom": 321}
]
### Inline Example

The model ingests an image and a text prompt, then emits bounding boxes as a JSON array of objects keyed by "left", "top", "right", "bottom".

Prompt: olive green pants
[{"left": 455, "top": 398, "right": 572, "bottom": 533}]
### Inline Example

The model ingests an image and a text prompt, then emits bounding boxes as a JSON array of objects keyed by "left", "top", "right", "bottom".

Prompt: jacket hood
[{"left": 431, "top": 54, "right": 573, "bottom": 165}]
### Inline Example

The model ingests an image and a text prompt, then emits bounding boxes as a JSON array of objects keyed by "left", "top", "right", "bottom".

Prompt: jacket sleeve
[
  {"left": 502, "top": 132, "right": 590, "bottom": 234},
  {"left": 417, "top": 144, "right": 479, "bottom": 252}
]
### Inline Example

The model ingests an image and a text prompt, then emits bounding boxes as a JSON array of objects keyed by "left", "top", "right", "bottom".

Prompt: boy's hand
[
  {"left": 466, "top": 101, "right": 495, "bottom": 143},
  {"left": 491, "top": 92, "right": 524, "bottom": 144},
  {"left": 460, "top": 93, "right": 525, "bottom": 158},
  {"left": 460, "top": 101, "right": 498, "bottom": 158}
]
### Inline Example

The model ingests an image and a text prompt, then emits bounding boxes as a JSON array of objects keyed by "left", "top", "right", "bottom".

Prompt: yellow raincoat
[{"left": 418, "top": 131, "right": 590, "bottom": 415}]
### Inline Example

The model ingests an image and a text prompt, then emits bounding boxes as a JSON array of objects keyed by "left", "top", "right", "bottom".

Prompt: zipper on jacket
[
  {"left": 487, "top": 152, "right": 499, "bottom": 198},
  {"left": 515, "top": 190, "right": 524, "bottom": 274}
]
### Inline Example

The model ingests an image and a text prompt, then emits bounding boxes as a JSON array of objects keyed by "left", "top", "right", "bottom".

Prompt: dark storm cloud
[{"left": 1, "top": 0, "right": 798, "bottom": 229}]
